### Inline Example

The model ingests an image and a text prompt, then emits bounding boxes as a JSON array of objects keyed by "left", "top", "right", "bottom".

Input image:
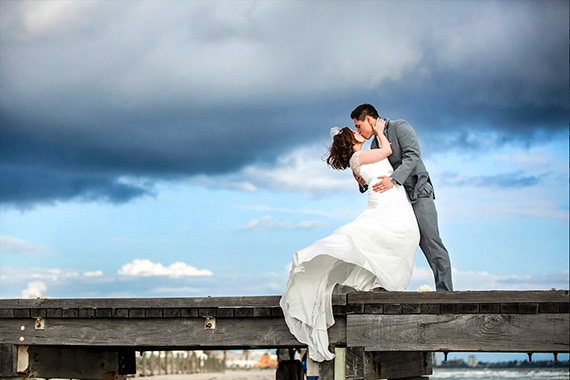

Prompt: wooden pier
[{"left": 0, "top": 290, "right": 568, "bottom": 379}]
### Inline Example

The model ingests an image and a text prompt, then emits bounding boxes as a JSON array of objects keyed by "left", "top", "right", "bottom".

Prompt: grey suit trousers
[{"left": 412, "top": 192, "right": 453, "bottom": 292}]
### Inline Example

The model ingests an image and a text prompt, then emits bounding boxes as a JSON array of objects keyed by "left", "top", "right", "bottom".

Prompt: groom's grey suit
[{"left": 364, "top": 118, "right": 453, "bottom": 291}]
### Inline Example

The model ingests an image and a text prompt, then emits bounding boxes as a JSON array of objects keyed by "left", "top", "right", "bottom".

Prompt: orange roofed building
[{"left": 254, "top": 353, "right": 278, "bottom": 369}]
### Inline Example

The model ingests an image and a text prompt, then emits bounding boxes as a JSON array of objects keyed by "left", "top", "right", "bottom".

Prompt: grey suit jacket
[{"left": 368, "top": 118, "right": 434, "bottom": 203}]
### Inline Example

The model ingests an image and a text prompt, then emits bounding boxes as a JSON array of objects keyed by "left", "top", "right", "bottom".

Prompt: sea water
[{"left": 430, "top": 368, "right": 569, "bottom": 380}]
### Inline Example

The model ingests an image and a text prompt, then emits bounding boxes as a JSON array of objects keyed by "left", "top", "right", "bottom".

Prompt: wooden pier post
[{"left": 334, "top": 347, "right": 431, "bottom": 380}]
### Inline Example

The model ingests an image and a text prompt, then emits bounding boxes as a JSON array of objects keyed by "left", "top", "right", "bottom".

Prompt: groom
[{"left": 351, "top": 103, "right": 453, "bottom": 292}]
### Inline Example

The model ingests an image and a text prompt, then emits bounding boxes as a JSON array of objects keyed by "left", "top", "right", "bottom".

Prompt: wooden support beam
[
  {"left": 0, "top": 345, "right": 17, "bottom": 377},
  {"left": 347, "top": 313, "right": 569, "bottom": 352},
  {"left": 1, "top": 346, "right": 136, "bottom": 379},
  {"left": 275, "top": 360, "right": 304, "bottom": 380},
  {"left": 334, "top": 347, "right": 346, "bottom": 380},
  {"left": 375, "top": 352, "right": 432, "bottom": 379},
  {"left": 306, "top": 354, "right": 320, "bottom": 378},
  {"left": 319, "top": 358, "right": 334, "bottom": 380},
  {"left": 337, "top": 347, "right": 432, "bottom": 380},
  {"left": 347, "top": 290, "right": 569, "bottom": 304},
  {"left": 0, "top": 316, "right": 346, "bottom": 349}
]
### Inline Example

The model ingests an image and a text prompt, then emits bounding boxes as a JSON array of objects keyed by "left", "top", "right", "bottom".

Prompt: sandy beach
[{"left": 137, "top": 369, "right": 276, "bottom": 380}]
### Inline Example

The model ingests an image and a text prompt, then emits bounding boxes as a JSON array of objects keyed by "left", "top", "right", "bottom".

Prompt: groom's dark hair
[{"left": 351, "top": 104, "right": 379, "bottom": 121}]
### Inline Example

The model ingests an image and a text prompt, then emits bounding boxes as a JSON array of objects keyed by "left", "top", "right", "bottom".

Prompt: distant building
[
  {"left": 226, "top": 350, "right": 275, "bottom": 369},
  {"left": 255, "top": 353, "right": 278, "bottom": 369},
  {"left": 468, "top": 355, "right": 478, "bottom": 367},
  {"left": 434, "top": 352, "right": 443, "bottom": 367}
]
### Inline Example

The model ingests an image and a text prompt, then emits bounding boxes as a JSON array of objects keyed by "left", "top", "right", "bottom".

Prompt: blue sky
[{"left": 0, "top": 0, "right": 568, "bottom": 362}]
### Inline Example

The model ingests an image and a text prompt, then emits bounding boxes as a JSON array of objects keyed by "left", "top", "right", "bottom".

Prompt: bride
[{"left": 279, "top": 119, "right": 420, "bottom": 362}]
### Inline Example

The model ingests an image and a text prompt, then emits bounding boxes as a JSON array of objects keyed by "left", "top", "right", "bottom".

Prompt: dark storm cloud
[{"left": 0, "top": 1, "right": 567, "bottom": 206}]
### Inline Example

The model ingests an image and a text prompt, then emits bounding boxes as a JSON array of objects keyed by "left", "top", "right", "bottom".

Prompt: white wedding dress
[{"left": 280, "top": 150, "right": 420, "bottom": 362}]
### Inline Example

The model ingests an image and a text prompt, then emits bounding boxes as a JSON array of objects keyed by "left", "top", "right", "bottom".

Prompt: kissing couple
[{"left": 280, "top": 103, "right": 453, "bottom": 362}]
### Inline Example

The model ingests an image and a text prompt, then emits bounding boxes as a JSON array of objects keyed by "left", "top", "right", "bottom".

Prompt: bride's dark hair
[{"left": 325, "top": 127, "right": 355, "bottom": 170}]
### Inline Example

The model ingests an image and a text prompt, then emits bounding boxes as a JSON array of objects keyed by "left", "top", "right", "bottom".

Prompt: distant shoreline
[{"left": 436, "top": 359, "right": 569, "bottom": 369}]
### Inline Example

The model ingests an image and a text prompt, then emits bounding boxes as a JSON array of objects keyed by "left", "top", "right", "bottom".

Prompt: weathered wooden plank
[
  {"left": 0, "top": 309, "right": 14, "bottom": 318},
  {"left": 199, "top": 308, "right": 216, "bottom": 317},
  {"left": 217, "top": 307, "right": 235, "bottom": 318},
  {"left": 333, "top": 347, "right": 346, "bottom": 380},
  {"left": 458, "top": 304, "right": 479, "bottom": 314},
  {"left": 11, "top": 294, "right": 348, "bottom": 309},
  {"left": 0, "top": 316, "right": 347, "bottom": 349},
  {"left": 340, "top": 347, "right": 378, "bottom": 380},
  {"left": 319, "top": 358, "right": 334, "bottom": 380},
  {"left": 0, "top": 344, "right": 17, "bottom": 377},
  {"left": 402, "top": 304, "right": 421, "bottom": 314},
  {"left": 363, "top": 304, "right": 383, "bottom": 314},
  {"left": 162, "top": 309, "right": 181, "bottom": 318},
  {"left": 94, "top": 308, "right": 112, "bottom": 318},
  {"left": 180, "top": 308, "right": 199, "bottom": 318},
  {"left": 306, "top": 354, "right": 320, "bottom": 377},
  {"left": 0, "top": 299, "right": 19, "bottom": 308},
  {"left": 62, "top": 308, "right": 79, "bottom": 318},
  {"left": 15, "top": 295, "right": 283, "bottom": 309},
  {"left": 252, "top": 307, "right": 272, "bottom": 317},
  {"left": 13, "top": 309, "right": 29, "bottom": 318},
  {"left": 78, "top": 308, "right": 95, "bottom": 318},
  {"left": 347, "top": 314, "right": 569, "bottom": 352},
  {"left": 234, "top": 307, "right": 254, "bottom": 318},
  {"left": 384, "top": 304, "right": 402, "bottom": 314},
  {"left": 333, "top": 305, "right": 347, "bottom": 315},
  {"left": 539, "top": 303, "right": 560, "bottom": 313},
  {"left": 129, "top": 308, "right": 146, "bottom": 318},
  {"left": 345, "top": 347, "right": 364, "bottom": 379},
  {"left": 420, "top": 304, "right": 440, "bottom": 314},
  {"left": 479, "top": 304, "right": 500, "bottom": 313},
  {"left": 375, "top": 351, "right": 432, "bottom": 379},
  {"left": 271, "top": 307, "right": 284, "bottom": 317},
  {"left": 347, "top": 303, "right": 364, "bottom": 314},
  {"left": 347, "top": 290, "right": 569, "bottom": 304},
  {"left": 146, "top": 308, "right": 163, "bottom": 318},
  {"left": 332, "top": 294, "right": 347, "bottom": 306},
  {"left": 24, "top": 346, "right": 135, "bottom": 378},
  {"left": 3, "top": 292, "right": 566, "bottom": 318},
  {"left": 440, "top": 304, "right": 459, "bottom": 314}
]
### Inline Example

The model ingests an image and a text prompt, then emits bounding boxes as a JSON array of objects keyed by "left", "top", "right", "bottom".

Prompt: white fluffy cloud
[
  {"left": 21, "top": 281, "right": 47, "bottom": 298},
  {"left": 84, "top": 270, "right": 103, "bottom": 277},
  {"left": 118, "top": 259, "right": 213, "bottom": 278}
]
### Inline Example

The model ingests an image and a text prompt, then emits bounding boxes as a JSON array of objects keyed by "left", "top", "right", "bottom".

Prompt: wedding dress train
[{"left": 280, "top": 151, "right": 420, "bottom": 362}]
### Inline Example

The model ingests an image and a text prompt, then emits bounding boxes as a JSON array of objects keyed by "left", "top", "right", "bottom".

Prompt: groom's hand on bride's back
[{"left": 373, "top": 176, "right": 395, "bottom": 193}]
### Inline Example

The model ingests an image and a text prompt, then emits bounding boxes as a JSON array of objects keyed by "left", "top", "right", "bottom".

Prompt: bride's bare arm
[{"left": 358, "top": 120, "right": 392, "bottom": 165}]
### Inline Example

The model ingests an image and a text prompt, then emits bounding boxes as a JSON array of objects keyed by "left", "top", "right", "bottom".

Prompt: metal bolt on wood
[
  {"left": 35, "top": 317, "right": 45, "bottom": 330},
  {"left": 205, "top": 316, "right": 216, "bottom": 330}
]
